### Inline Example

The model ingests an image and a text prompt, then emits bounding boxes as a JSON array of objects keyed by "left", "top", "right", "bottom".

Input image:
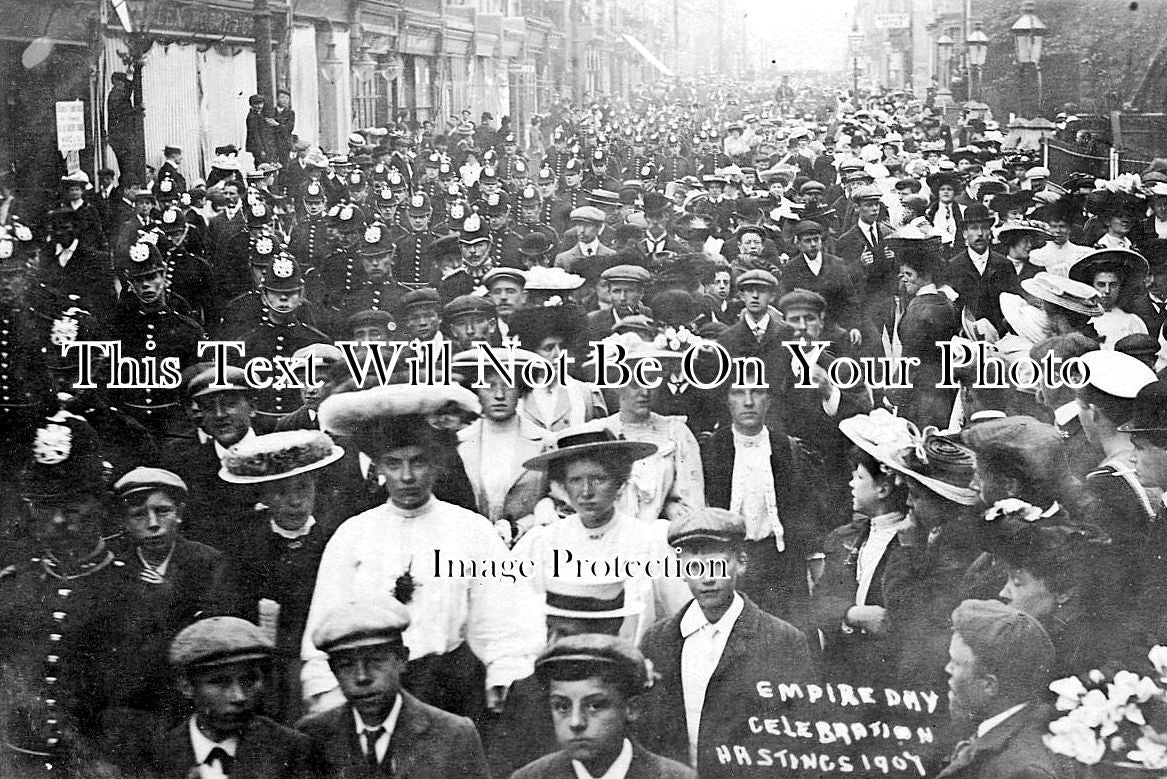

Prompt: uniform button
[
  {"left": 56, "top": 589, "right": 70, "bottom": 597},
  {"left": 49, "top": 633, "right": 61, "bottom": 642},
  {"left": 46, "top": 737, "right": 59, "bottom": 746},
  {"left": 46, "top": 655, "right": 58, "bottom": 664},
  {"left": 52, "top": 612, "right": 65, "bottom": 621},
  {"left": 45, "top": 676, "right": 58, "bottom": 684},
  {"left": 45, "top": 699, "right": 56, "bottom": 707}
]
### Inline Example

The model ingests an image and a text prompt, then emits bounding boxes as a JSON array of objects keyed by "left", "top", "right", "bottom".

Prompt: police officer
[
  {"left": 438, "top": 212, "right": 494, "bottom": 301},
  {"left": 288, "top": 181, "right": 331, "bottom": 270},
  {"left": 334, "top": 221, "right": 409, "bottom": 331},
  {"left": 157, "top": 203, "right": 215, "bottom": 325},
  {"left": 395, "top": 193, "right": 442, "bottom": 286},
  {"left": 236, "top": 254, "right": 330, "bottom": 429},
  {"left": 110, "top": 239, "right": 205, "bottom": 439}
]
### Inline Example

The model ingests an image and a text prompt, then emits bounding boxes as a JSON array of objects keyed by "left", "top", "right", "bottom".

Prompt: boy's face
[
  {"left": 180, "top": 662, "right": 265, "bottom": 740},
  {"left": 548, "top": 677, "right": 633, "bottom": 768},
  {"left": 331, "top": 644, "right": 407, "bottom": 722},
  {"left": 679, "top": 544, "right": 743, "bottom": 616}
]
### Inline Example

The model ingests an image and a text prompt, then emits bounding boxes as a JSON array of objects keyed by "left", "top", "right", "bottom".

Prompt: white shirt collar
[
  {"left": 572, "top": 738, "right": 634, "bottom": 779},
  {"left": 352, "top": 693, "right": 404, "bottom": 763},
  {"left": 968, "top": 247, "right": 989, "bottom": 263},
  {"left": 578, "top": 238, "right": 601, "bottom": 255},
  {"left": 804, "top": 252, "right": 823, "bottom": 272},
  {"left": 732, "top": 426, "right": 769, "bottom": 446},
  {"left": 270, "top": 515, "right": 316, "bottom": 539},
  {"left": 188, "top": 715, "right": 238, "bottom": 766},
  {"left": 205, "top": 428, "right": 256, "bottom": 460},
  {"left": 744, "top": 311, "right": 770, "bottom": 332},
  {"left": 1054, "top": 400, "right": 1080, "bottom": 428},
  {"left": 977, "top": 702, "right": 1028, "bottom": 739},
  {"left": 680, "top": 592, "right": 745, "bottom": 639}
]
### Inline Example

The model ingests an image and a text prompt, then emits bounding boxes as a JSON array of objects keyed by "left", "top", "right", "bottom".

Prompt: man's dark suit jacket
[
  {"left": 159, "top": 436, "right": 260, "bottom": 553},
  {"left": 701, "top": 425, "right": 821, "bottom": 617},
  {"left": 714, "top": 314, "right": 798, "bottom": 397},
  {"left": 934, "top": 703, "right": 1075, "bottom": 779},
  {"left": 297, "top": 695, "right": 489, "bottom": 779},
  {"left": 780, "top": 252, "right": 861, "bottom": 331},
  {"left": 578, "top": 304, "right": 653, "bottom": 350},
  {"left": 634, "top": 595, "right": 815, "bottom": 778},
  {"left": 152, "top": 715, "right": 320, "bottom": 778},
  {"left": 511, "top": 740, "right": 695, "bottom": 779},
  {"left": 834, "top": 221, "right": 897, "bottom": 295},
  {"left": 942, "top": 249, "right": 1016, "bottom": 331}
]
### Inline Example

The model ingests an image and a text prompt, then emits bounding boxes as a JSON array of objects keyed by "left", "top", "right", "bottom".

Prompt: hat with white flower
[{"left": 21, "top": 410, "right": 109, "bottom": 500}]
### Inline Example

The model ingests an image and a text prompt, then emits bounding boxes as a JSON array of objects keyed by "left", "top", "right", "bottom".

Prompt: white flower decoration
[
  {"left": 255, "top": 237, "right": 274, "bottom": 256},
  {"left": 139, "top": 231, "right": 159, "bottom": 246},
  {"left": 542, "top": 295, "right": 563, "bottom": 307},
  {"left": 129, "top": 243, "right": 150, "bottom": 263},
  {"left": 365, "top": 225, "right": 382, "bottom": 244},
  {"left": 50, "top": 314, "right": 80, "bottom": 347},
  {"left": 33, "top": 423, "right": 72, "bottom": 465},
  {"left": 985, "top": 498, "right": 1044, "bottom": 523},
  {"left": 14, "top": 224, "right": 32, "bottom": 241}
]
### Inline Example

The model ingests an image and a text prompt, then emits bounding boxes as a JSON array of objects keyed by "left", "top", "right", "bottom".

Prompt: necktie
[
  {"left": 206, "top": 746, "right": 234, "bottom": 775},
  {"left": 363, "top": 728, "right": 385, "bottom": 767},
  {"left": 740, "top": 436, "right": 761, "bottom": 448}
]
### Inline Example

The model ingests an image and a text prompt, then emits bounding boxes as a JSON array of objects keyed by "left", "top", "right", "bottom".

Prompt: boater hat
[
  {"left": 218, "top": 429, "right": 345, "bottom": 484},
  {"left": 523, "top": 423, "right": 657, "bottom": 471},
  {"left": 838, "top": 409, "right": 918, "bottom": 462},
  {"left": 1020, "top": 273, "right": 1105, "bottom": 317},
  {"left": 544, "top": 577, "right": 643, "bottom": 619}
]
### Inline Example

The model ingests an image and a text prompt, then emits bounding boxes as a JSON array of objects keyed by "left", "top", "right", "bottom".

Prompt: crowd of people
[{"left": 4, "top": 75, "right": 1167, "bottom": 778}]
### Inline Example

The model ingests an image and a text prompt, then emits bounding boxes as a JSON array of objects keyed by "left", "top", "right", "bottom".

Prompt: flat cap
[
  {"left": 443, "top": 294, "right": 496, "bottom": 321},
  {"left": 799, "top": 180, "right": 826, "bottom": 195},
  {"left": 961, "top": 416, "right": 1067, "bottom": 483},
  {"left": 188, "top": 366, "right": 252, "bottom": 399},
  {"left": 792, "top": 220, "right": 825, "bottom": 237},
  {"left": 850, "top": 184, "right": 883, "bottom": 202},
  {"left": 950, "top": 599, "right": 1054, "bottom": 678},
  {"left": 399, "top": 288, "right": 441, "bottom": 311},
  {"left": 292, "top": 343, "right": 345, "bottom": 368},
  {"left": 601, "top": 265, "right": 651, "bottom": 284},
  {"left": 776, "top": 288, "right": 827, "bottom": 314},
  {"left": 169, "top": 616, "right": 273, "bottom": 670},
  {"left": 1079, "top": 349, "right": 1156, "bottom": 398},
  {"left": 345, "top": 309, "right": 396, "bottom": 332},
  {"left": 114, "top": 467, "right": 188, "bottom": 498},
  {"left": 569, "top": 206, "right": 606, "bottom": 224},
  {"left": 535, "top": 634, "right": 649, "bottom": 695},
  {"left": 311, "top": 600, "right": 411, "bottom": 654},
  {"left": 481, "top": 267, "right": 526, "bottom": 288},
  {"left": 667, "top": 506, "right": 747, "bottom": 547},
  {"left": 735, "top": 269, "right": 779, "bottom": 289}
]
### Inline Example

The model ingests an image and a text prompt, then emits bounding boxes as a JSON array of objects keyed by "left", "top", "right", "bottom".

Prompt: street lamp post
[
  {"left": 1012, "top": 0, "right": 1047, "bottom": 116},
  {"left": 936, "top": 31, "right": 954, "bottom": 106},
  {"left": 849, "top": 20, "right": 864, "bottom": 99},
  {"left": 966, "top": 22, "right": 989, "bottom": 101}
]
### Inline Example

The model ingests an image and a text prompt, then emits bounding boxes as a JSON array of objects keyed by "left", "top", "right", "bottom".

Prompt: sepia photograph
[{"left": 3, "top": 0, "right": 1167, "bottom": 776}]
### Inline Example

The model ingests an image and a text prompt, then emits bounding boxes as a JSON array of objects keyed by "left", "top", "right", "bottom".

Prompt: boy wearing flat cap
[
  {"left": 513, "top": 635, "right": 695, "bottom": 779},
  {"left": 155, "top": 616, "right": 320, "bottom": 778},
  {"left": 634, "top": 508, "right": 814, "bottom": 777},
  {"left": 940, "top": 599, "right": 1073, "bottom": 779},
  {"left": 297, "top": 600, "right": 490, "bottom": 778}
]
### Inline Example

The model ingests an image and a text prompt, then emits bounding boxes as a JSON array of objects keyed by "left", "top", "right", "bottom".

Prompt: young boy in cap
[
  {"left": 298, "top": 600, "right": 490, "bottom": 778},
  {"left": 157, "top": 616, "right": 319, "bottom": 777},
  {"left": 513, "top": 634, "right": 695, "bottom": 779},
  {"left": 634, "top": 507, "right": 814, "bottom": 776}
]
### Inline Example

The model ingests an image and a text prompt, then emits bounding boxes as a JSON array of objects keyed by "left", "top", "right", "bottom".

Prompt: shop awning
[{"left": 622, "top": 33, "right": 673, "bottom": 77}]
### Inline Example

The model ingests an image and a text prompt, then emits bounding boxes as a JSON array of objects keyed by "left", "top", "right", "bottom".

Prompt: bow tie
[
  {"left": 739, "top": 436, "right": 763, "bottom": 448},
  {"left": 206, "top": 746, "right": 234, "bottom": 775}
]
